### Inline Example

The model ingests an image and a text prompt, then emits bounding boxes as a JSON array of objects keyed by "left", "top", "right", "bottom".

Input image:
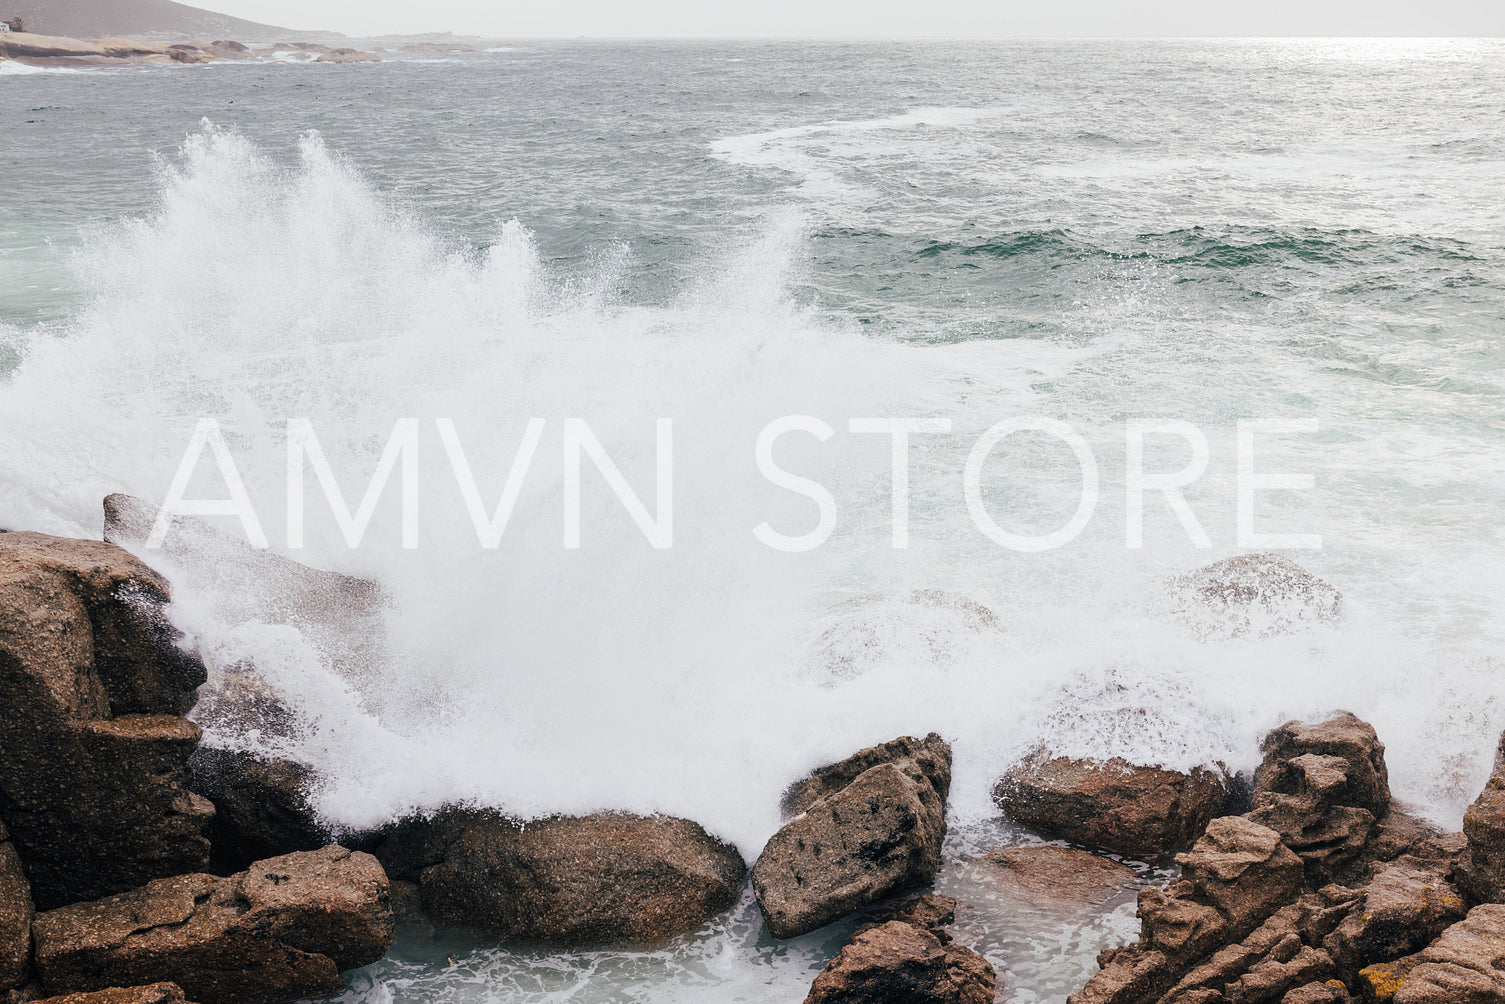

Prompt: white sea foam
[{"left": 1, "top": 124, "right": 1502, "bottom": 870}]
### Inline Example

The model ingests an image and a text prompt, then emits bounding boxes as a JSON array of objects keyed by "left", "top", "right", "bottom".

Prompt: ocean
[{"left": 3, "top": 37, "right": 1505, "bottom": 1002}]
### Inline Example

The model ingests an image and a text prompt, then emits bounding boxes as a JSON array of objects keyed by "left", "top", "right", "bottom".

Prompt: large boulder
[
  {"left": 32, "top": 846, "right": 391, "bottom": 1004},
  {"left": 1167, "top": 553, "right": 1342, "bottom": 640},
  {"left": 376, "top": 810, "right": 744, "bottom": 945},
  {"left": 0, "top": 532, "right": 211, "bottom": 909},
  {"left": 993, "top": 754, "right": 1233, "bottom": 857},
  {"left": 754, "top": 735, "right": 951, "bottom": 938},
  {"left": 1391, "top": 904, "right": 1505, "bottom": 1003},
  {"left": 190, "top": 747, "right": 329, "bottom": 873}
]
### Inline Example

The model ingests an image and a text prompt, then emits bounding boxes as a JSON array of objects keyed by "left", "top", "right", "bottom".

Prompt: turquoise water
[{"left": 3, "top": 38, "right": 1505, "bottom": 1002}]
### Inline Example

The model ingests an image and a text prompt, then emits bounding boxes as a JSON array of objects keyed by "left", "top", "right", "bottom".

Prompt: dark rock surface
[
  {"left": 994, "top": 754, "right": 1233, "bottom": 858},
  {"left": 0, "top": 822, "right": 33, "bottom": 992},
  {"left": 0, "top": 532, "right": 211, "bottom": 910},
  {"left": 189, "top": 747, "right": 328, "bottom": 873},
  {"left": 377, "top": 810, "right": 744, "bottom": 946},
  {"left": 32, "top": 846, "right": 391, "bottom": 1004},
  {"left": 755, "top": 735, "right": 951, "bottom": 938}
]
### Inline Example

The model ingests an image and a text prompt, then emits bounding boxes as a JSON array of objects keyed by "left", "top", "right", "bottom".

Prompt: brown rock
[
  {"left": 783, "top": 733, "right": 951, "bottom": 818},
  {"left": 0, "top": 823, "right": 32, "bottom": 992},
  {"left": 1254, "top": 714, "right": 1390, "bottom": 820},
  {"left": 0, "top": 532, "right": 211, "bottom": 909},
  {"left": 1389, "top": 904, "right": 1505, "bottom": 1003},
  {"left": 755, "top": 738, "right": 950, "bottom": 938},
  {"left": 1249, "top": 712, "right": 1391, "bottom": 883},
  {"left": 1323, "top": 856, "right": 1466, "bottom": 976},
  {"left": 1167, "top": 553, "right": 1342, "bottom": 640},
  {"left": 1177, "top": 817, "right": 1305, "bottom": 936},
  {"left": 1460, "top": 757, "right": 1505, "bottom": 903},
  {"left": 803, "top": 920, "right": 995, "bottom": 1004},
  {"left": 377, "top": 810, "right": 744, "bottom": 945},
  {"left": 32, "top": 846, "right": 391, "bottom": 1004},
  {"left": 190, "top": 748, "right": 328, "bottom": 873},
  {"left": 981, "top": 846, "right": 1135, "bottom": 909},
  {"left": 1282, "top": 982, "right": 1350, "bottom": 1004},
  {"left": 993, "top": 755, "right": 1232, "bottom": 858}
]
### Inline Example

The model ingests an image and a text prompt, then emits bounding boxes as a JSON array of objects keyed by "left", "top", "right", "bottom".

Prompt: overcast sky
[{"left": 207, "top": 0, "right": 1505, "bottom": 38}]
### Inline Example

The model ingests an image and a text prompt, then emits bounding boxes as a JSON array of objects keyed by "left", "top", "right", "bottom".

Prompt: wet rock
[
  {"left": 0, "top": 823, "right": 32, "bottom": 992},
  {"left": 1459, "top": 756, "right": 1505, "bottom": 903},
  {"left": 803, "top": 920, "right": 995, "bottom": 1004},
  {"left": 1068, "top": 818, "right": 1308, "bottom": 1004},
  {"left": 1178, "top": 817, "right": 1306, "bottom": 936},
  {"left": 980, "top": 846, "right": 1135, "bottom": 909},
  {"left": 377, "top": 810, "right": 744, "bottom": 945},
  {"left": 1248, "top": 712, "right": 1391, "bottom": 883},
  {"left": 1322, "top": 855, "right": 1466, "bottom": 977},
  {"left": 190, "top": 747, "right": 329, "bottom": 873},
  {"left": 1367, "top": 811, "right": 1439, "bottom": 865},
  {"left": 1167, "top": 553, "right": 1342, "bottom": 640},
  {"left": 104, "top": 493, "right": 389, "bottom": 683},
  {"left": 783, "top": 733, "right": 951, "bottom": 818},
  {"left": 993, "top": 754, "right": 1233, "bottom": 858},
  {"left": 1390, "top": 904, "right": 1505, "bottom": 1003},
  {"left": 31, "top": 985, "right": 193, "bottom": 1004},
  {"left": 32, "top": 846, "right": 391, "bottom": 1004},
  {"left": 755, "top": 737, "right": 950, "bottom": 938},
  {"left": 0, "top": 532, "right": 211, "bottom": 909}
]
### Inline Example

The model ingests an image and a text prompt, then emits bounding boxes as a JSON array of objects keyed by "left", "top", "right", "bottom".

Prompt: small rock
[
  {"left": 315, "top": 48, "right": 380, "bottom": 62},
  {"left": 979, "top": 846, "right": 1135, "bottom": 909},
  {"left": 755, "top": 736, "right": 950, "bottom": 938},
  {"left": 377, "top": 810, "right": 744, "bottom": 945},
  {"left": 32, "top": 846, "right": 392, "bottom": 1004},
  {"left": 803, "top": 920, "right": 995, "bottom": 1004},
  {"left": 783, "top": 733, "right": 952, "bottom": 818},
  {"left": 993, "top": 754, "right": 1233, "bottom": 858}
]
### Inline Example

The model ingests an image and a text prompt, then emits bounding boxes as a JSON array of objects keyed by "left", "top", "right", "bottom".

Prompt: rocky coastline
[
  {"left": 0, "top": 501, "right": 1502, "bottom": 1002},
  {"left": 0, "top": 30, "right": 480, "bottom": 68}
]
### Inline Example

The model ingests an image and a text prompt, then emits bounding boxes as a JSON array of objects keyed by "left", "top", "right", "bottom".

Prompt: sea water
[{"left": 3, "top": 38, "right": 1505, "bottom": 1002}]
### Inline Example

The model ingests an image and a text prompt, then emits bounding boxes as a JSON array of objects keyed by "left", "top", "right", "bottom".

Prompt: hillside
[{"left": 3, "top": 0, "right": 335, "bottom": 40}]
